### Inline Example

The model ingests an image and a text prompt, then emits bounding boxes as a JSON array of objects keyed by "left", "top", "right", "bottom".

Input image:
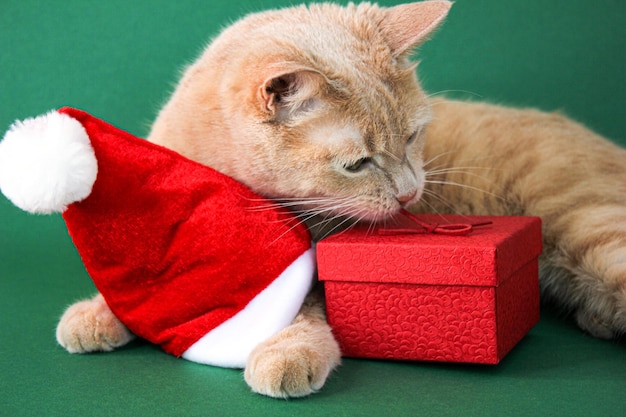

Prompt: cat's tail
[{"left": 0, "top": 110, "right": 97, "bottom": 214}]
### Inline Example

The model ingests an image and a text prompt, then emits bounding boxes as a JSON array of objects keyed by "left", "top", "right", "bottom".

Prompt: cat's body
[{"left": 55, "top": 1, "right": 626, "bottom": 398}]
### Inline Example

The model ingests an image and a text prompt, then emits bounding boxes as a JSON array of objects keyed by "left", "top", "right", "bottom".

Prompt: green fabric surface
[{"left": 1, "top": 1, "right": 624, "bottom": 416}]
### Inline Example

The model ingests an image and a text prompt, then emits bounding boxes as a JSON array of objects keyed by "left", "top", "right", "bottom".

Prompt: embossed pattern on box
[{"left": 318, "top": 215, "right": 542, "bottom": 364}]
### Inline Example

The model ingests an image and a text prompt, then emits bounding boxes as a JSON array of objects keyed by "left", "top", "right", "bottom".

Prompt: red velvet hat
[{"left": 0, "top": 108, "right": 315, "bottom": 368}]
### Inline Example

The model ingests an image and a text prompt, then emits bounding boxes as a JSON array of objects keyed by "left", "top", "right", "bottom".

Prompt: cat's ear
[
  {"left": 381, "top": 1, "right": 452, "bottom": 56},
  {"left": 258, "top": 68, "right": 323, "bottom": 122}
]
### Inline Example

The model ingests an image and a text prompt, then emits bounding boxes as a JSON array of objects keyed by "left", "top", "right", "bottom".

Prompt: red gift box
[{"left": 317, "top": 214, "right": 542, "bottom": 364}]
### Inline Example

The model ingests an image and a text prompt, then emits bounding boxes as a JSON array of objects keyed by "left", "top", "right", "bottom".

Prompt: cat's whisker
[
  {"left": 285, "top": 197, "right": 359, "bottom": 227},
  {"left": 302, "top": 207, "right": 342, "bottom": 227},
  {"left": 419, "top": 190, "right": 487, "bottom": 224},
  {"left": 423, "top": 151, "right": 501, "bottom": 171},
  {"left": 311, "top": 209, "right": 361, "bottom": 241},
  {"left": 291, "top": 208, "right": 337, "bottom": 226},
  {"left": 381, "top": 147, "right": 402, "bottom": 162},
  {"left": 426, "top": 90, "right": 483, "bottom": 100},
  {"left": 425, "top": 168, "right": 503, "bottom": 193},
  {"left": 245, "top": 204, "right": 290, "bottom": 213},
  {"left": 312, "top": 198, "right": 388, "bottom": 239},
  {"left": 425, "top": 166, "right": 499, "bottom": 176},
  {"left": 246, "top": 196, "right": 356, "bottom": 216},
  {"left": 424, "top": 179, "right": 504, "bottom": 201},
  {"left": 276, "top": 196, "right": 348, "bottom": 202},
  {"left": 267, "top": 222, "right": 310, "bottom": 246},
  {"left": 364, "top": 215, "right": 380, "bottom": 237},
  {"left": 249, "top": 197, "right": 351, "bottom": 242},
  {"left": 265, "top": 199, "right": 354, "bottom": 244},
  {"left": 245, "top": 195, "right": 350, "bottom": 204},
  {"left": 422, "top": 150, "right": 458, "bottom": 169},
  {"left": 316, "top": 219, "right": 353, "bottom": 241},
  {"left": 311, "top": 197, "right": 360, "bottom": 215},
  {"left": 420, "top": 188, "right": 461, "bottom": 214}
]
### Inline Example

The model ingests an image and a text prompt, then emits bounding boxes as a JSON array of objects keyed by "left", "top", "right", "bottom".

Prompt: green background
[{"left": 1, "top": 1, "right": 624, "bottom": 416}]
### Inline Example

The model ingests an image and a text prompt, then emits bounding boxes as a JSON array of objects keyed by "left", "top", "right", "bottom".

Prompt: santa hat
[{"left": 0, "top": 107, "right": 315, "bottom": 368}]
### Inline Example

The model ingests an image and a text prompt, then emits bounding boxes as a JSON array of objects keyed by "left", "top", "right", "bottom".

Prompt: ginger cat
[{"left": 55, "top": 1, "right": 626, "bottom": 398}]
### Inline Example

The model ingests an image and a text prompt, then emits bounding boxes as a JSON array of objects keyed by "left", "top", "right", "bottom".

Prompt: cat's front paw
[
  {"left": 575, "top": 310, "right": 617, "bottom": 339},
  {"left": 573, "top": 255, "right": 626, "bottom": 339},
  {"left": 56, "top": 293, "right": 135, "bottom": 353},
  {"left": 574, "top": 287, "right": 626, "bottom": 339},
  {"left": 244, "top": 321, "right": 341, "bottom": 398}
]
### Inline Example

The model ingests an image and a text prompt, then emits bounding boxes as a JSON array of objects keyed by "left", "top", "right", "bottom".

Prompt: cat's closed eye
[{"left": 344, "top": 157, "right": 372, "bottom": 173}]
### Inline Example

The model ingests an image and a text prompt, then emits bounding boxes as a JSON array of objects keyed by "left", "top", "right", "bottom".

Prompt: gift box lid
[{"left": 317, "top": 214, "right": 542, "bottom": 287}]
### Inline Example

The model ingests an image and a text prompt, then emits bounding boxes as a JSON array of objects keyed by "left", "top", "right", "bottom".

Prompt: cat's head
[{"left": 149, "top": 1, "right": 451, "bottom": 225}]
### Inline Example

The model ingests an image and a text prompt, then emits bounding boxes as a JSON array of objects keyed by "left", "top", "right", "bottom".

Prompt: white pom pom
[{"left": 0, "top": 111, "right": 97, "bottom": 214}]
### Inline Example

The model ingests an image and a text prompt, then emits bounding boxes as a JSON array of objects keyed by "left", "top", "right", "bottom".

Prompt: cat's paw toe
[
  {"left": 575, "top": 309, "right": 616, "bottom": 339},
  {"left": 244, "top": 341, "right": 337, "bottom": 398},
  {"left": 574, "top": 290, "right": 626, "bottom": 339},
  {"left": 56, "top": 296, "right": 134, "bottom": 353}
]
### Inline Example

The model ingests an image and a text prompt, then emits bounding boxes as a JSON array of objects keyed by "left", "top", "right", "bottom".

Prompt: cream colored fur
[{"left": 56, "top": 1, "right": 626, "bottom": 398}]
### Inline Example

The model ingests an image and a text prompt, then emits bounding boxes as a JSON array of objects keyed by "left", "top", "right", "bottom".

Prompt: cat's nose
[{"left": 396, "top": 189, "right": 417, "bottom": 205}]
